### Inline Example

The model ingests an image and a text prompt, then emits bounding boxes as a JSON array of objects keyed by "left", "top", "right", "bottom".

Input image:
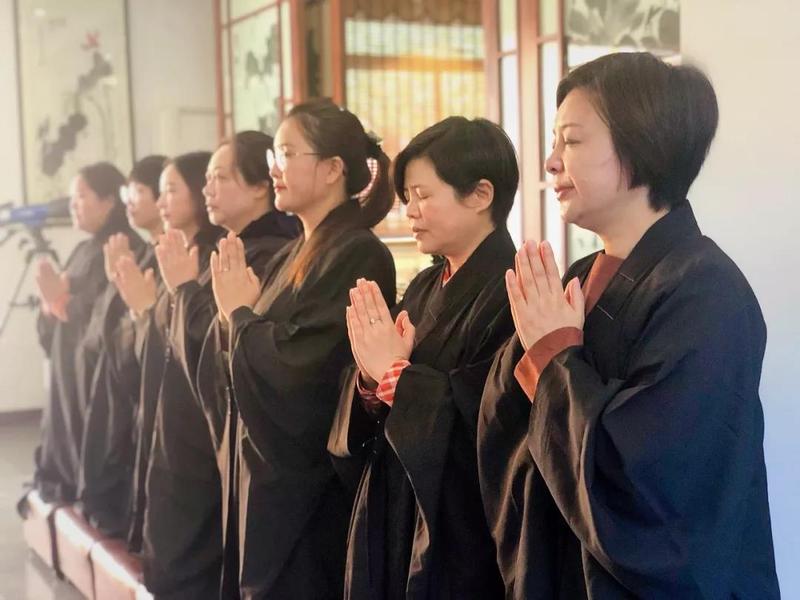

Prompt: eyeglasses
[
  {"left": 119, "top": 185, "right": 132, "bottom": 204},
  {"left": 266, "top": 148, "right": 321, "bottom": 172}
]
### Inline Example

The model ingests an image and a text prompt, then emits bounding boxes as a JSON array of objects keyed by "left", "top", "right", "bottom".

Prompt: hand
[
  {"left": 210, "top": 231, "right": 260, "bottom": 322},
  {"left": 115, "top": 256, "right": 157, "bottom": 315},
  {"left": 345, "top": 278, "right": 414, "bottom": 384},
  {"left": 35, "top": 259, "right": 69, "bottom": 305},
  {"left": 103, "top": 233, "right": 133, "bottom": 282},
  {"left": 506, "top": 240, "right": 585, "bottom": 351},
  {"left": 155, "top": 229, "right": 199, "bottom": 294}
]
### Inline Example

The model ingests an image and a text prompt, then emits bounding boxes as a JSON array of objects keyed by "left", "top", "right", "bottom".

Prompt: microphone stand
[{"left": 0, "top": 225, "right": 61, "bottom": 338}]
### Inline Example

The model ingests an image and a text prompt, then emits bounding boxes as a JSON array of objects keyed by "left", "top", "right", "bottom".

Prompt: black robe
[
  {"left": 197, "top": 217, "right": 396, "bottom": 599},
  {"left": 139, "top": 240, "right": 219, "bottom": 599},
  {"left": 77, "top": 239, "right": 152, "bottom": 537},
  {"left": 478, "top": 202, "right": 780, "bottom": 599},
  {"left": 127, "top": 275, "right": 170, "bottom": 554},
  {"left": 142, "top": 213, "right": 297, "bottom": 599},
  {"left": 330, "top": 226, "right": 514, "bottom": 600},
  {"left": 33, "top": 203, "right": 138, "bottom": 503}
]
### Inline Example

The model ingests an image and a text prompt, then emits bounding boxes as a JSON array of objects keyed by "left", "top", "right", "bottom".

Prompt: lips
[{"left": 554, "top": 185, "right": 574, "bottom": 200}]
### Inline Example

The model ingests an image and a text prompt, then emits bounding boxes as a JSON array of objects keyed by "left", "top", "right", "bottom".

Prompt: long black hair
[
  {"left": 168, "top": 151, "right": 224, "bottom": 246},
  {"left": 283, "top": 98, "right": 393, "bottom": 288}
]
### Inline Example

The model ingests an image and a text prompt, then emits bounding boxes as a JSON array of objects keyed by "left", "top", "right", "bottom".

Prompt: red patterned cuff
[
  {"left": 514, "top": 327, "right": 583, "bottom": 401},
  {"left": 375, "top": 359, "right": 411, "bottom": 407},
  {"left": 356, "top": 372, "right": 382, "bottom": 413}
]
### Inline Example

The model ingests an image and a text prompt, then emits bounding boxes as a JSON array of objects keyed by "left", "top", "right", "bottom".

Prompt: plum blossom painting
[{"left": 15, "top": 0, "right": 134, "bottom": 204}]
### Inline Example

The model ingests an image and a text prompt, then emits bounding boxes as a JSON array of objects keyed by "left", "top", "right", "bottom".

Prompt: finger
[
  {"left": 345, "top": 305, "right": 358, "bottom": 345},
  {"left": 539, "top": 241, "right": 562, "bottom": 294},
  {"left": 527, "top": 242, "right": 549, "bottom": 294},
  {"left": 394, "top": 310, "right": 407, "bottom": 336},
  {"left": 505, "top": 269, "right": 524, "bottom": 333},
  {"left": 516, "top": 244, "right": 538, "bottom": 300},
  {"left": 229, "top": 235, "right": 244, "bottom": 272},
  {"left": 368, "top": 281, "right": 392, "bottom": 323},
  {"left": 246, "top": 266, "right": 259, "bottom": 288},
  {"left": 144, "top": 268, "right": 155, "bottom": 284},
  {"left": 218, "top": 238, "right": 231, "bottom": 272},
  {"left": 357, "top": 279, "right": 381, "bottom": 324},
  {"left": 566, "top": 277, "right": 585, "bottom": 316},
  {"left": 349, "top": 287, "right": 369, "bottom": 327},
  {"left": 210, "top": 250, "right": 220, "bottom": 277},
  {"left": 346, "top": 304, "right": 365, "bottom": 341},
  {"left": 400, "top": 312, "right": 415, "bottom": 345}
]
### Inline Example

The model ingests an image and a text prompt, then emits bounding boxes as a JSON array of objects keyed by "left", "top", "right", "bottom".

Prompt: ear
[
  {"left": 466, "top": 179, "right": 494, "bottom": 215},
  {"left": 322, "top": 156, "right": 347, "bottom": 186}
]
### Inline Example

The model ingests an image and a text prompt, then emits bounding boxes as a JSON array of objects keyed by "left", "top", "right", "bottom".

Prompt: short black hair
[
  {"left": 557, "top": 52, "right": 718, "bottom": 211},
  {"left": 129, "top": 155, "right": 167, "bottom": 200},
  {"left": 79, "top": 162, "right": 126, "bottom": 204},
  {"left": 393, "top": 116, "right": 519, "bottom": 226}
]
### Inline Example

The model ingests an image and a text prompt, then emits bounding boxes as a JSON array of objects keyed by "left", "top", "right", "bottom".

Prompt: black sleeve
[
  {"left": 169, "top": 278, "right": 216, "bottom": 400},
  {"left": 229, "top": 235, "right": 396, "bottom": 456},
  {"left": 527, "top": 268, "right": 769, "bottom": 597}
]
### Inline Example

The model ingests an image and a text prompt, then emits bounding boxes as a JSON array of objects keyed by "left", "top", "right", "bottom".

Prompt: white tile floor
[{"left": 0, "top": 414, "right": 84, "bottom": 600}]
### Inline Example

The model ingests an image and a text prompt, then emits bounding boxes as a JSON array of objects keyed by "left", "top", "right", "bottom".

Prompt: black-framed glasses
[{"left": 266, "top": 148, "right": 321, "bottom": 172}]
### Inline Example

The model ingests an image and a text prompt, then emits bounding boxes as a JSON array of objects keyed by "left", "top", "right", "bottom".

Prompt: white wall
[
  {"left": 682, "top": 0, "right": 800, "bottom": 595},
  {"left": 0, "top": 0, "right": 217, "bottom": 412}
]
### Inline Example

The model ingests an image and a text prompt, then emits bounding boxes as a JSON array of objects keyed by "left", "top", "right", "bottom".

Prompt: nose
[
  {"left": 544, "top": 147, "right": 563, "bottom": 176},
  {"left": 404, "top": 196, "right": 420, "bottom": 218},
  {"left": 269, "top": 161, "right": 282, "bottom": 181},
  {"left": 156, "top": 193, "right": 166, "bottom": 209},
  {"left": 202, "top": 180, "right": 212, "bottom": 199}
]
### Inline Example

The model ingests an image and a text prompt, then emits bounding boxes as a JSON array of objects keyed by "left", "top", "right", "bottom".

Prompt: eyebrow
[{"left": 553, "top": 122, "right": 584, "bottom": 133}]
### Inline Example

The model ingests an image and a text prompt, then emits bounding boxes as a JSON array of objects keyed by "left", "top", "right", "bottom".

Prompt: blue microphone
[{"left": 0, "top": 197, "right": 71, "bottom": 228}]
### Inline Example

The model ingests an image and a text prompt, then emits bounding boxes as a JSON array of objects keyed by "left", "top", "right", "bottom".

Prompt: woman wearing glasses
[
  {"left": 202, "top": 99, "right": 396, "bottom": 599},
  {"left": 142, "top": 130, "right": 299, "bottom": 597},
  {"left": 112, "top": 151, "right": 226, "bottom": 597}
]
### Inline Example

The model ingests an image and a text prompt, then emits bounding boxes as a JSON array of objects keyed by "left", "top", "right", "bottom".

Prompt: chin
[{"left": 274, "top": 197, "right": 294, "bottom": 214}]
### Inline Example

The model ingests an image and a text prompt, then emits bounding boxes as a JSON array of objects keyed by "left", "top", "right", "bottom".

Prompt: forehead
[
  {"left": 71, "top": 174, "right": 89, "bottom": 192},
  {"left": 403, "top": 156, "right": 440, "bottom": 187},
  {"left": 556, "top": 87, "right": 605, "bottom": 129},
  {"left": 160, "top": 163, "right": 179, "bottom": 183},
  {"left": 274, "top": 117, "right": 309, "bottom": 147},
  {"left": 209, "top": 143, "right": 233, "bottom": 169}
]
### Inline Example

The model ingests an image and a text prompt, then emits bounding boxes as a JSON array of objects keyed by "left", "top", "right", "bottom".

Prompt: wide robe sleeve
[
  {"left": 228, "top": 234, "right": 396, "bottom": 460},
  {"left": 169, "top": 279, "right": 216, "bottom": 400},
  {"left": 525, "top": 264, "right": 771, "bottom": 598},
  {"left": 383, "top": 281, "right": 514, "bottom": 594}
]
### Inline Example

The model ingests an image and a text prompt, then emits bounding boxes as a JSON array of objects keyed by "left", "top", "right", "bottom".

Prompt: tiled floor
[{"left": 0, "top": 414, "right": 84, "bottom": 600}]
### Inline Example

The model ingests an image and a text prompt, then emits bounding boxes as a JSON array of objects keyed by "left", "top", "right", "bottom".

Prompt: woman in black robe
[
  {"left": 77, "top": 155, "right": 166, "bottom": 537},
  {"left": 478, "top": 52, "right": 780, "bottom": 599},
  {"left": 29, "top": 162, "right": 135, "bottom": 505},
  {"left": 143, "top": 131, "right": 298, "bottom": 598},
  {"left": 204, "top": 99, "right": 396, "bottom": 599},
  {"left": 330, "top": 117, "right": 517, "bottom": 599},
  {"left": 112, "top": 152, "right": 224, "bottom": 599}
]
